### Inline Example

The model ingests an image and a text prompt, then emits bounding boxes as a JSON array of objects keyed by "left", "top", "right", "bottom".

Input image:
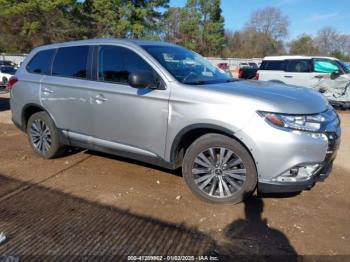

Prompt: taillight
[
  {"left": 6, "top": 76, "right": 18, "bottom": 91},
  {"left": 238, "top": 69, "right": 244, "bottom": 78},
  {"left": 255, "top": 72, "right": 259, "bottom": 80}
]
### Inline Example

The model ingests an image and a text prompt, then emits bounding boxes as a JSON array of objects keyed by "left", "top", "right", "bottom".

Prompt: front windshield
[
  {"left": 0, "top": 66, "right": 16, "bottom": 75},
  {"left": 337, "top": 60, "right": 350, "bottom": 73},
  {"left": 141, "top": 45, "right": 232, "bottom": 85}
]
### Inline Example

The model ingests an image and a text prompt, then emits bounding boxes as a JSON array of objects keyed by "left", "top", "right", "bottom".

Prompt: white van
[{"left": 256, "top": 56, "right": 350, "bottom": 108}]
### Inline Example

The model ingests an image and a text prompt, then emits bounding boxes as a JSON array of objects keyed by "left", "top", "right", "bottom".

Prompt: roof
[
  {"left": 34, "top": 38, "right": 177, "bottom": 52},
  {"left": 263, "top": 55, "right": 339, "bottom": 61}
]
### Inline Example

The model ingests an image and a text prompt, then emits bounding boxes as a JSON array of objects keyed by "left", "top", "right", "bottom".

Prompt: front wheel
[{"left": 182, "top": 134, "right": 257, "bottom": 204}]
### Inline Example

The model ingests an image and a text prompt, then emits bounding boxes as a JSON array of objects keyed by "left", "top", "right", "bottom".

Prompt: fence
[{"left": 0, "top": 53, "right": 27, "bottom": 66}]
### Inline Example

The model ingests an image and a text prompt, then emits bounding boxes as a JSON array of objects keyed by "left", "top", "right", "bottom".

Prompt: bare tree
[
  {"left": 246, "top": 6, "right": 289, "bottom": 40},
  {"left": 314, "top": 27, "right": 350, "bottom": 58}
]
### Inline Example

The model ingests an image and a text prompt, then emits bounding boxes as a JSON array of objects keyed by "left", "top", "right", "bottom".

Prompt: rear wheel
[
  {"left": 182, "top": 134, "right": 257, "bottom": 204},
  {"left": 27, "top": 111, "right": 65, "bottom": 159}
]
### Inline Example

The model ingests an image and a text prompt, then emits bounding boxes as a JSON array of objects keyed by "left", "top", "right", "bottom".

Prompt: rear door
[
  {"left": 258, "top": 60, "right": 286, "bottom": 82},
  {"left": 283, "top": 59, "right": 313, "bottom": 87},
  {"left": 40, "top": 45, "right": 94, "bottom": 135},
  {"left": 90, "top": 45, "right": 170, "bottom": 158}
]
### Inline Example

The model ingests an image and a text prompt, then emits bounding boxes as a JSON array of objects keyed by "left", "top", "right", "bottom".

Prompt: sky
[{"left": 169, "top": 0, "right": 350, "bottom": 39}]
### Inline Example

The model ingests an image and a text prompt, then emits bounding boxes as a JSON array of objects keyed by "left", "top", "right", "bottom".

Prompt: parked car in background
[
  {"left": 257, "top": 56, "right": 350, "bottom": 108},
  {"left": 0, "top": 66, "right": 17, "bottom": 88},
  {"left": 239, "top": 62, "right": 250, "bottom": 69},
  {"left": 10, "top": 39, "right": 340, "bottom": 204},
  {"left": 217, "top": 62, "right": 232, "bottom": 77},
  {"left": 0, "top": 60, "right": 13, "bottom": 66},
  {"left": 248, "top": 62, "right": 258, "bottom": 69},
  {"left": 238, "top": 62, "right": 259, "bottom": 79}
]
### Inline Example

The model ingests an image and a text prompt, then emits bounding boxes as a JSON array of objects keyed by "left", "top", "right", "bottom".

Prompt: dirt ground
[{"left": 0, "top": 92, "right": 349, "bottom": 260}]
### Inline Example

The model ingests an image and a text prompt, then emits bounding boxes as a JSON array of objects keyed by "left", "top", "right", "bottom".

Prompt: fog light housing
[{"left": 273, "top": 164, "right": 320, "bottom": 183}]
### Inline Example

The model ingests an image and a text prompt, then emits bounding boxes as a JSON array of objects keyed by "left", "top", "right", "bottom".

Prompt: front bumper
[
  {"left": 258, "top": 131, "right": 340, "bottom": 193},
  {"left": 235, "top": 108, "right": 341, "bottom": 194},
  {"left": 258, "top": 161, "right": 334, "bottom": 193}
]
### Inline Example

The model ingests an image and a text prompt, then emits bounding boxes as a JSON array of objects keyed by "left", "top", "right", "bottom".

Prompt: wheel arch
[
  {"left": 170, "top": 124, "right": 256, "bottom": 168},
  {"left": 21, "top": 103, "right": 56, "bottom": 130}
]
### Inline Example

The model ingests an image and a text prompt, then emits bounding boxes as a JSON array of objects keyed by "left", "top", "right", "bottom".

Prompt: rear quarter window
[
  {"left": 26, "top": 49, "right": 55, "bottom": 75},
  {"left": 260, "top": 60, "right": 286, "bottom": 71},
  {"left": 52, "top": 46, "right": 89, "bottom": 79}
]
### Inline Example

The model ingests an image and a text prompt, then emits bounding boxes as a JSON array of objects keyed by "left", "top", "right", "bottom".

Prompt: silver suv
[{"left": 9, "top": 39, "right": 341, "bottom": 204}]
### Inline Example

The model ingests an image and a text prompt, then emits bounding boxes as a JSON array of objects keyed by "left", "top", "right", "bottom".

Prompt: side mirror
[
  {"left": 330, "top": 70, "right": 342, "bottom": 80},
  {"left": 128, "top": 71, "right": 156, "bottom": 89}
]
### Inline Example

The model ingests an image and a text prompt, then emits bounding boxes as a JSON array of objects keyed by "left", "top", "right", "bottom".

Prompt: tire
[
  {"left": 27, "top": 111, "right": 65, "bottom": 159},
  {"left": 182, "top": 134, "right": 257, "bottom": 204}
]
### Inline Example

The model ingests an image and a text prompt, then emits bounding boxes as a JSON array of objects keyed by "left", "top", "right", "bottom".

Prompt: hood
[{"left": 199, "top": 80, "right": 329, "bottom": 114}]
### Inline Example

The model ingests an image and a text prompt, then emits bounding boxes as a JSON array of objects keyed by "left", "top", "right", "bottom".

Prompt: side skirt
[{"left": 60, "top": 129, "right": 179, "bottom": 170}]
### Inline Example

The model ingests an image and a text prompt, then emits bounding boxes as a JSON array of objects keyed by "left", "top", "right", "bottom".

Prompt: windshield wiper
[{"left": 182, "top": 80, "right": 208, "bottom": 85}]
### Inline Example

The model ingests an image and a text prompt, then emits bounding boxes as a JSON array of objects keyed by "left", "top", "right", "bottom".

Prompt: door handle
[
  {"left": 42, "top": 87, "right": 53, "bottom": 94},
  {"left": 284, "top": 75, "right": 293, "bottom": 78},
  {"left": 93, "top": 94, "right": 108, "bottom": 103},
  {"left": 314, "top": 75, "right": 323, "bottom": 79}
]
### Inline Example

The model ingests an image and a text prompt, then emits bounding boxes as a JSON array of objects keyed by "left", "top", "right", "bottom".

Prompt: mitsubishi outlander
[{"left": 9, "top": 39, "right": 341, "bottom": 203}]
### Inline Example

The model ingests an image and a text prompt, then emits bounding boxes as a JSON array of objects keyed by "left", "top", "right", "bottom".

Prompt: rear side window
[
  {"left": 52, "top": 46, "right": 89, "bottom": 79},
  {"left": 260, "top": 60, "right": 286, "bottom": 71},
  {"left": 286, "top": 59, "right": 311, "bottom": 72},
  {"left": 98, "top": 45, "right": 153, "bottom": 84},
  {"left": 27, "top": 49, "right": 55, "bottom": 74}
]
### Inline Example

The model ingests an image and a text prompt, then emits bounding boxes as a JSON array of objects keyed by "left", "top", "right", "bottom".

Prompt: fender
[{"left": 169, "top": 123, "right": 235, "bottom": 163}]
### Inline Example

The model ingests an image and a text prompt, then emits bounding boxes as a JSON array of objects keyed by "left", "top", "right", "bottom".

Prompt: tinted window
[
  {"left": 0, "top": 66, "right": 16, "bottom": 75},
  {"left": 98, "top": 46, "right": 153, "bottom": 84},
  {"left": 286, "top": 59, "right": 311, "bottom": 72},
  {"left": 260, "top": 60, "right": 286, "bottom": 71},
  {"left": 27, "top": 49, "right": 55, "bottom": 74},
  {"left": 314, "top": 59, "right": 341, "bottom": 73},
  {"left": 52, "top": 46, "right": 89, "bottom": 79}
]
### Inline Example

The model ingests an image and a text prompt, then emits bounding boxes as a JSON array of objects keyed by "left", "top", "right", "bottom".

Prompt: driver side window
[
  {"left": 98, "top": 45, "right": 154, "bottom": 84},
  {"left": 314, "top": 59, "right": 340, "bottom": 73}
]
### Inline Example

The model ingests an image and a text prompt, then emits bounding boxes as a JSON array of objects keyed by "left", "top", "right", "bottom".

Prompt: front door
[
  {"left": 90, "top": 45, "right": 170, "bottom": 158},
  {"left": 310, "top": 59, "right": 350, "bottom": 101}
]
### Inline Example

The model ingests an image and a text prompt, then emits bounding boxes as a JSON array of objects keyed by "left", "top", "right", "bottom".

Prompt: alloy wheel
[
  {"left": 191, "top": 147, "right": 246, "bottom": 199},
  {"left": 29, "top": 119, "right": 52, "bottom": 154}
]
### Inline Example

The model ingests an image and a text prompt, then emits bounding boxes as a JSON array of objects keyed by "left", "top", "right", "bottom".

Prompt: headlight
[{"left": 258, "top": 108, "right": 338, "bottom": 132}]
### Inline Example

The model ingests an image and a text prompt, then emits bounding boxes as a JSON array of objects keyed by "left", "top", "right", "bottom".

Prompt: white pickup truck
[{"left": 256, "top": 56, "right": 350, "bottom": 108}]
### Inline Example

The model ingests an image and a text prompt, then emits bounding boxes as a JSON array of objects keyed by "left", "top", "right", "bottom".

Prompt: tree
[
  {"left": 246, "top": 6, "right": 289, "bottom": 41},
  {"left": 163, "top": 7, "right": 183, "bottom": 43},
  {"left": 165, "top": 0, "right": 225, "bottom": 56},
  {"left": 224, "top": 28, "right": 285, "bottom": 58},
  {"left": 89, "top": 0, "right": 169, "bottom": 39},
  {"left": 203, "top": 0, "right": 226, "bottom": 56},
  {"left": 289, "top": 34, "right": 320, "bottom": 55},
  {"left": 314, "top": 27, "right": 350, "bottom": 59},
  {"left": 0, "top": 0, "right": 82, "bottom": 52}
]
